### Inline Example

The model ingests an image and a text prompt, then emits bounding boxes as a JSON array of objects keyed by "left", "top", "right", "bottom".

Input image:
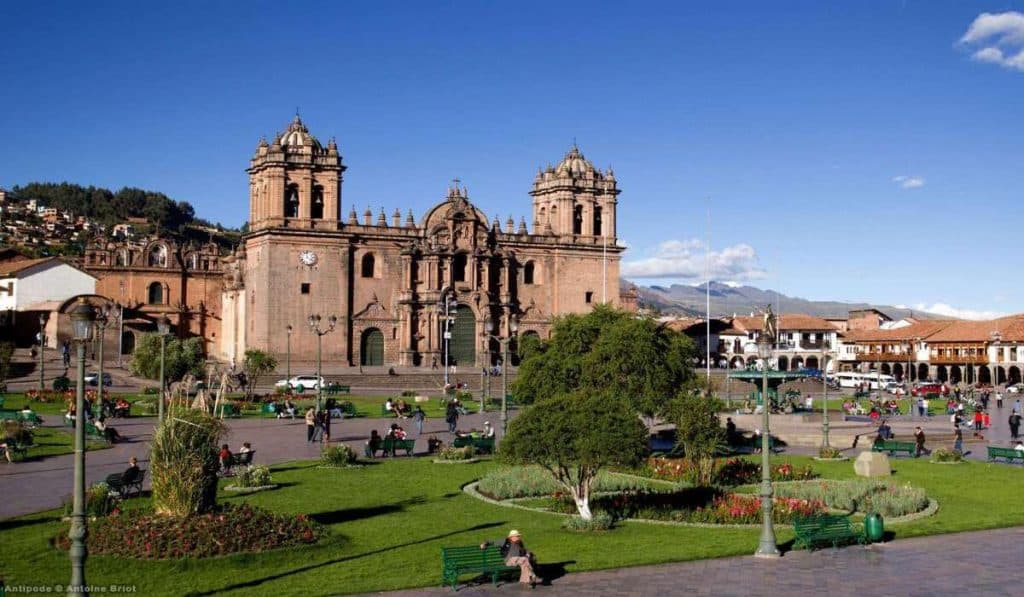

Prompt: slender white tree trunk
[{"left": 570, "top": 480, "right": 593, "bottom": 520}]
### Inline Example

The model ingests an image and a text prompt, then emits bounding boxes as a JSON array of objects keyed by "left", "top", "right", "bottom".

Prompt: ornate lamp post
[
  {"left": 821, "top": 347, "right": 830, "bottom": 449},
  {"left": 308, "top": 314, "right": 337, "bottom": 413},
  {"left": 38, "top": 312, "right": 47, "bottom": 390},
  {"left": 755, "top": 315, "right": 780, "bottom": 559},
  {"left": 286, "top": 325, "right": 293, "bottom": 393},
  {"left": 438, "top": 289, "right": 457, "bottom": 386},
  {"left": 156, "top": 316, "right": 172, "bottom": 423},
  {"left": 484, "top": 313, "right": 518, "bottom": 436},
  {"left": 94, "top": 303, "right": 117, "bottom": 405},
  {"left": 68, "top": 300, "right": 95, "bottom": 594}
]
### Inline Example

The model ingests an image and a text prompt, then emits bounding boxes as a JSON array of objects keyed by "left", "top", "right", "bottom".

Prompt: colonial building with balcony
[{"left": 718, "top": 314, "right": 838, "bottom": 371}]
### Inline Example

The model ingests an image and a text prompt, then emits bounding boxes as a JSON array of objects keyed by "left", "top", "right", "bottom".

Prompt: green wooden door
[
  {"left": 450, "top": 305, "right": 476, "bottom": 368},
  {"left": 361, "top": 328, "right": 384, "bottom": 366}
]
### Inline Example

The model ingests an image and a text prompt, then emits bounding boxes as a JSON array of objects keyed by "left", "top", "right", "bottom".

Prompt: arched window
[
  {"left": 573, "top": 204, "right": 583, "bottom": 235},
  {"left": 311, "top": 185, "right": 324, "bottom": 219},
  {"left": 148, "top": 282, "right": 165, "bottom": 305},
  {"left": 148, "top": 245, "right": 167, "bottom": 267},
  {"left": 593, "top": 206, "right": 602, "bottom": 236},
  {"left": 523, "top": 261, "right": 535, "bottom": 285},
  {"left": 361, "top": 253, "right": 376, "bottom": 278},
  {"left": 284, "top": 184, "right": 299, "bottom": 218},
  {"left": 452, "top": 253, "right": 468, "bottom": 283}
]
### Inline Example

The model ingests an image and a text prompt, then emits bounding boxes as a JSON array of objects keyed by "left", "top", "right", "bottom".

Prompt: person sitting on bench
[
  {"left": 480, "top": 529, "right": 541, "bottom": 587},
  {"left": 365, "top": 430, "right": 383, "bottom": 457},
  {"left": 93, "top": 416, "right": 124, "bottom": 443},
  {"left": 482, "top": 421, "right": 495, "bottom": 438},
  {"left": 122, "top": 457, "right": 141, "bottom": 485},
  {"left": 113, "top": 398, "right": 131, "bottom": 418},
  {"left": 218, "top": 444, "right": 234, "bottom": 473},
  {"left": 876, "top": 419, "right": 893, "bottom": 442}
]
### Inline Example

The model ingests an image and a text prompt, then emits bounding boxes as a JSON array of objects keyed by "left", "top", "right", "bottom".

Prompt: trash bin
[{"left": 864, "top": 512, "right": 884, "bottom": 543}]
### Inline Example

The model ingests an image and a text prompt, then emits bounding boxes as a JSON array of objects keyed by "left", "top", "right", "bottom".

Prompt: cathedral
[{"left": 86, "top": 116, "right": 630, "bottom": 368}]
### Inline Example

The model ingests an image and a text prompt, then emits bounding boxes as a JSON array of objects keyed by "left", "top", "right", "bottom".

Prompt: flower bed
[
  {"left": 773, "top": 479, "right": 929, "bottom": 518},
  {"left": 55, "top": 503, "right": 323, "bottom": 559},
  {"left": 644, "top": 457, "right": 816, "bottom": 486},
  {"left": 528, "top": 487, "right": 824, "bottom": 525}
]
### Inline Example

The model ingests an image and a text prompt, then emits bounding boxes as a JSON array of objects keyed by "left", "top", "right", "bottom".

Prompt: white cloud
[
  {"left": 959, "top": 11, "right": 1024, "bottom": 72},
  {"left": 621, "top": 238, "right": 766, "bottom": 282},
  {"left": 912, "top": 303, "right": 1007, "bottom": 321},
  {"left": 892, "top": 175, "right": 925, "bottom": 189}
]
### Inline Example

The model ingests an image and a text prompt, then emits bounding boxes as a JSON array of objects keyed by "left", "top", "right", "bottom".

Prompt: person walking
[
  {"left": 412, "top": 405, "right": 426, "bottom": 436},
  {"left": 917, "top": 397, "right": 925, "bottom": 418},
  {"left": 913, "top": 426, "right": 930, "bottom": 458},
  {"left": 953, "top": 427, "right": 963, "bottom": 455},
  {"left": 1009, "top": 411, "right": 1022, "bottom": 440},
  {"left": 445, "top": 401, "right": 459, "bottom": 433},
  {"left": 320, "top": 409, "right": 331, "bottom": 443},
  {"left": 996, "top": 392, "right": 1004, "bottom": 409},
  {"left": 304, "top": 407, "right": 316, "bottom": 443}
]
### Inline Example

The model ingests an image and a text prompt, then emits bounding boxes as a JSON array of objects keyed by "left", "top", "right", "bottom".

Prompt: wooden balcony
[
  {"left": 928, "top": 354, "right": 989, "bottom": 365},
  {"left": 854, "top": 353, "right": 911, "bottom": 362}
]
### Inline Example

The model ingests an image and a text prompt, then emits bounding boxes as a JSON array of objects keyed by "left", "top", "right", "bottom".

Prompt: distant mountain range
[{"left": 628, "top": 280, "right": 938, "bottom": 320}]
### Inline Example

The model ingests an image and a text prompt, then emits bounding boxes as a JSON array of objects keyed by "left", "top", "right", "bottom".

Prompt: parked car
[
  {"left": 84, "top": 372, "right": 113, "bottom": 387},
  {"left": 274, "top": 375, "right": 324, "bottom": 392},
  {"left": 1006, "top": 383, "right": 1023, "bottom": 394},
  {"left": 911, "top": 383, "right": 948, "bottom": 397},
  {"left": 884, "top": 382, "right": 906, "bottom": 395}
]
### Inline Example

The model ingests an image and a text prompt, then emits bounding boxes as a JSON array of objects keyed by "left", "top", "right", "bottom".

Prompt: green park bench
[
  {"left": 441, "top": 545, "right": 518, "bottom": 590},
  {"left": 0, "top": 440, "right": 29, "bottom": 461},
  {"left": 871, "top": 440, "right": 916, "bottom": 457},
  {"left": 987, "top": 446, "right": 1024, "bottom": 464},
  {"left": 325, "top": 383, "right": 351, "bottom": 395},
  {"left": 452, "top": 436, "right": 495, "bottom": 454},
  {"left": 217, "top": 403, "right": 241, "bottom": 418},
  {"left": 793, "top": 514, "right": 864, "bottom": 551},
  {"left": 17, "top": 411, "right": 43, "bottom": 426},
  {"left": 261, "top": 403, "right": 278, "bottom": 417},
  {"left": 84, "top": 423, "right": 109, "bottom": 443},
  {"left": 382, "top": 437, "right": 415, "bottom": 456},
  {"left": 104, "top": 469, "right": 146, "bottom": 498},
  {"left": 0, "top": 411, "right": 19, "bottom": 422}
]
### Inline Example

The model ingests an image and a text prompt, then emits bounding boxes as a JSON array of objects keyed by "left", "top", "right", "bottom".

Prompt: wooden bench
[
  {"left": 871, "top": 440, "right": 915, "bottom": 457},
  {"left": 453, "top": 436, "right": 496, "bottom": 454},
  {"left": 441, "top": 545, "right": 518, "bottom": 590},
  {"left": 104, "top": 469, "right": 146, "bottom": 497},
  {"left": 793, "top": 514, "right": 864, "bottom": 551},
  {"left": 325, "top": 383, "right": 351, "bottom": 395},
  {"left": 382, "top": 438, "right": 415, "bottom": 456},
  {"left": 987, "top": 446, "right": 1024, "bottom": 463},
  {"left": 219, "top": 451, "right": 255, "bottom": 475}
]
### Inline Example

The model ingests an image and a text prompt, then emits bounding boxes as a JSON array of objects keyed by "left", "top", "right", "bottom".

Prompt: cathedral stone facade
[{"left": 221, "top": 116, "right": 626, "bottom": 368}]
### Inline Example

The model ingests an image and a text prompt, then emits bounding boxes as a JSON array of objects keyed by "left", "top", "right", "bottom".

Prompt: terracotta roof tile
[{"left": 731, "top": 314, "right": 834, "bottom": 332}]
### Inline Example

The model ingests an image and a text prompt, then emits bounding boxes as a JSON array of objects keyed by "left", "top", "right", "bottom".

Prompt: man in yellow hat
[{"left": 481, "top": 529, "right": 541, "bottom": 587}]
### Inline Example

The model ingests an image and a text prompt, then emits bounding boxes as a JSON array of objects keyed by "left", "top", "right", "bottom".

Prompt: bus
[{"left": 833, "top": 371, "right": 895, "bottom": 390}]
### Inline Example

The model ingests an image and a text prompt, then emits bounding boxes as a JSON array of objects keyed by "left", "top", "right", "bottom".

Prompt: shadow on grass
[
  {"left": 0, "top": 515, "right": 60, "bottom": 532},
  {"left": 183, "top": 520, "right": 507, "bottom": 597},
  {"left": 309, "top": 496, "right": 427, "bottom": 525}
]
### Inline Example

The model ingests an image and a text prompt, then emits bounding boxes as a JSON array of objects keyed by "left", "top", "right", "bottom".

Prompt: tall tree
[
  {"left": 501, "top": 391, "right": 647, "bottom": 520},
  {"left": 241, "top": 349, "right": 277, "bottom": 401}
]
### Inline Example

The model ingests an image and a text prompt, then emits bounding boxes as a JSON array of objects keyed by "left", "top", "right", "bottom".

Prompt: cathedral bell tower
[
  {"left": 529, "top": 145, "right": 619, "bottom": 239},
  {"left": 247, "top": 115, "right": 346, "bottom": 230}
]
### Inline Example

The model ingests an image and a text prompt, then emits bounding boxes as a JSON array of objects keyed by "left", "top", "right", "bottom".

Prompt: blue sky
[{"left": 2, "top": 1, "right": 1022, "bottom": 318}]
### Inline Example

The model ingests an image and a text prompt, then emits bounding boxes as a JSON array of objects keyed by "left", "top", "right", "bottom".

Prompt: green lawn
[
  {"left": 13, "top": 426, "right": 111, "bottom": 460},
  {"left": 1, "top": 455, "right": 1023, "bottom": 595},
  {"left": 238, "top": 393, "right": 488, "bottom": 420},
  {"left": 1, "top": 393, "right": 154, "bottom": 416}
]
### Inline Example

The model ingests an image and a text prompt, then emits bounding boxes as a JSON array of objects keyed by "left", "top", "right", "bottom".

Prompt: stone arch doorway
[
  {"left": 121, "top": 330, "right": 136, "bottom": 355},
  {"left": 978, "top": 366, "right": 992, "bottom": 385},
  {"left": 949, "top": 365, "right": 962, "bottom": 384},
  {"left": 449, "top": 305, "right": 476, "bottom": 368},
  {"left": 893, "top": 363, "right": 904, "bottom": 382},
  {"left": 805, "top": 356, "right": 819, "bottom": 370},
  {"left": 791, "top": 356, "right": 804, "bottom": 370},
  {"left": 777, "top": 356, "right": 789, "bottom": 371},
  {"left": 360, "top": 328, "right": 384, "bottom": 366},
  {"left": 881, "top": 363, "right": 891, "bottom": 376},
  {"left": 1009, "top": 366, "right": 1022, "bottom": 385},
  {"left": 996, "top": 366, "right": 1007, "bottom": 385},
  {"left": 918, "top": 363, "right": 929, "bottom": 381},
  {"left": 937, "top": 365, "right": 948, "bottom": 383}
]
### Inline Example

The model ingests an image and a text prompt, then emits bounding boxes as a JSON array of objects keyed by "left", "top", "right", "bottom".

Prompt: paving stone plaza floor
[{"left": 3, "top": 406, "right": 1024, "bottom": 595}]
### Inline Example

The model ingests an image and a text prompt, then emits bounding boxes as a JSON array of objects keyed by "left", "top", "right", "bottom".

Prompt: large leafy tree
[
  {"left": 242, "top": 349, "right": 277, "bottom": 401},
  {"left": 512, "top": 305, "right": 696, "bottom": 421},
  {"left": 129, "top": 334, "right": 206, "bottom": 382},
  {"left": 501, "top": 391, "right": 647, "bottom": 519}
]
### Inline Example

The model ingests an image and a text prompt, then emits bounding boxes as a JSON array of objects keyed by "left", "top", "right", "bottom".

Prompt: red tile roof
[
  {"left": 731, "top": 314, "right": 835, "bottom": 332},
  {"left": 925, "top": 315, "right": 1024, "bottom": 343},
  {"left": 841, "top": 320, "right": 954, "bottom": 343}
]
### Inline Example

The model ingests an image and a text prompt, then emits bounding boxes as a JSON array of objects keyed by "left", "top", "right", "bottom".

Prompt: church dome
[
  {"left": 555, "top": 145, "right": 595, "bottom": 177},
  {"left": 275, "top": 114, "right": 323, "bottom": 150}
]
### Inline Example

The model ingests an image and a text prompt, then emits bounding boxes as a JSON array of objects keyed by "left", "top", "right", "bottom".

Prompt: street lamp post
[
  {"left": 68, "top": 300, "right": 95, "bottom": 595},
  {"left": 308, "top": 314, "right": 338, "bottom": 414},
  {"left": 94, "top": 303, "right": 117, "bottom": 406},
  {"left": 755, "top": 333, "right": 779, "bottom": 558},
  {"left": 484, "top": 314, "right": 518, "bottom": 436},
  {"left": 156, "top": 316, "right": 172, "bottom": 423},
  {"left": 438, "top": 289, "right": 457, "bottom": 386},
  {"left": 821, "top": 347, "right": 830, "bottom": 449},
  {"left": 38, "top": 312, "right": 47, "bottom": 390},
  {"left": 286, "top": 325, "right": 293, "bottom": 393}
]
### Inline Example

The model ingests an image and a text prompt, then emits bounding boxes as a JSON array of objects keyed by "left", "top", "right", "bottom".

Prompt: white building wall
[{"left": 15, "top": 262, "right": 96, "bottom": 309}]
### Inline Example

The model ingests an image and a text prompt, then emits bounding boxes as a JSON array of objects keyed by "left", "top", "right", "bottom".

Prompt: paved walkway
[
  {"left": 380, "top": 526, "right": 1024, "bottom": 596},
  {"left": 0, "top": 408, "right": 504, "bottom": 519}
]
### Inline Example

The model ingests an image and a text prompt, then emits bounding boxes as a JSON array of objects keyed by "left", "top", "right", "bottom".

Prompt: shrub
[
  {"left": 55, "top": 503, "right": 322, "bottom": 559},
  {"left": 668, "top": 392, "right": 726, "bottom": 486},
  {"left": 53, "top": 376, "right": 71, "bottom": 391},
  {"left": 149, "top": 410, "right": 226, "bottom": 516},
  {"left": 320, "top": 444, "right": 358, "bottom": 467},
  {"left": 561, "top": 512, "right": 615, "bottom": 532},
  {"left": 818, "top": 446, "right": 843, "bottom": 459},
  {"left": 643, "top": 457, "right": 816, "bottom": 486},
  {"left": 142, "top": 386, "right": 160, "bottom": 395},
  {"left": 235, "top": 465, "right": 273, "bottom": 488},
  {"left": 931, "top": 448, "right": 963, "bottom": 463},
  {"left": 477, "top": 466, "right": 661, "bottom": 500},
  {"left": 455, "top": 390, "right": 474, "bottom": 403},
  {"left": 63, "top": 482, "right": 121, "bottom": 518},
  {"left": 3, "top": 420, "right": 33, "bottom": 446},
  {"left": 774, "top": 479, "right": 928, "bottom": 517},
  {"left": 437, "top": 446, "right": 475, "bottom": 461}
]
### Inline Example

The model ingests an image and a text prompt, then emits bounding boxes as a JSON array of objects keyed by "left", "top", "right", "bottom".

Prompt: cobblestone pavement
[{"left": 378, "top": 526, "right": 1024, "bottom": 596}]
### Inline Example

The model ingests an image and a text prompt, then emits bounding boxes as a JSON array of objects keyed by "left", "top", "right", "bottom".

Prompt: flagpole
[
  {"left": 602, "top": 233, "right": 607, "bottom": 303},
  {"left": 706, "top": 201, "right": 711, "bottom": 381}
]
